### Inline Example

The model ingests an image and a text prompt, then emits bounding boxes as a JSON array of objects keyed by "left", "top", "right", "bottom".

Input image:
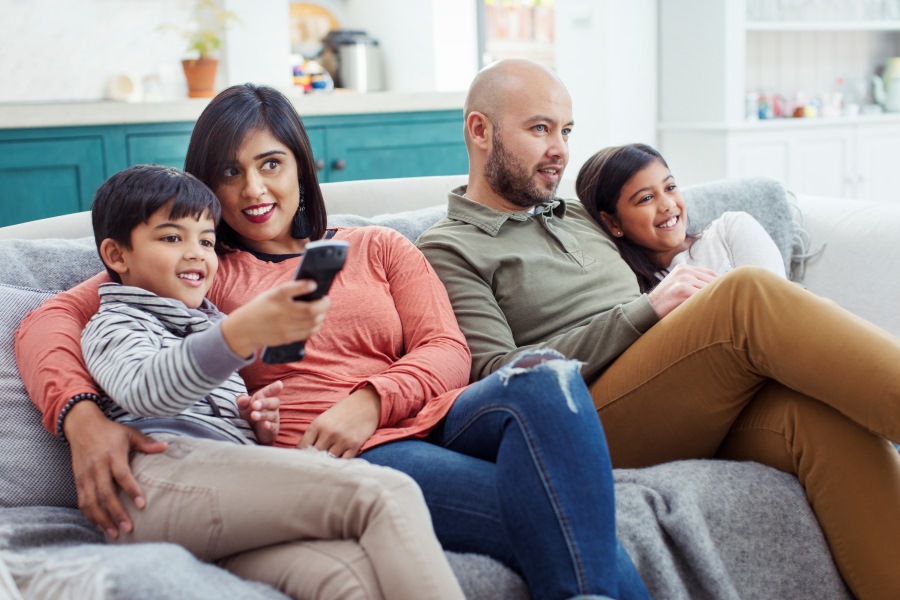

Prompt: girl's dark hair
[
  {"left": 183, "top": 83, "right": 327, "bottom": 249},
  {"left": 91, "top": 164, "right": 221, "bottom": 283},
  {"left": 576, "top": 143, "right": 676, "bottom": 293}
]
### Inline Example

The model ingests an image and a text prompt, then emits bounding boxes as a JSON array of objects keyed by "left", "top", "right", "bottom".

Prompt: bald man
[{"left": 417, "top": 59, "right": 900, "bottom": 600}]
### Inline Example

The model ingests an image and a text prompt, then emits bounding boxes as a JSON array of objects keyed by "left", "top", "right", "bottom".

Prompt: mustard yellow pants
[{"left": 590, "top": 266, "right": 900, "bottom": 600}]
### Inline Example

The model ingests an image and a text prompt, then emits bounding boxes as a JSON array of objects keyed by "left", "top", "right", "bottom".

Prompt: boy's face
[{"left": 112, "top": 208, "right": 218, "bottom": 309}]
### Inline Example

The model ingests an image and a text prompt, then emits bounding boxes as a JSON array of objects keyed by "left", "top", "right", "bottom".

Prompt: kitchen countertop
[{"left": 0, "top": 90, "right": 466, "bottom": 129}]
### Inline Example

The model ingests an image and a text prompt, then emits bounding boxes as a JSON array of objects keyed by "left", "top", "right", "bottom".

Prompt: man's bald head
[{"left": 464, "top": 59, "right": 567, "bottom": 144}]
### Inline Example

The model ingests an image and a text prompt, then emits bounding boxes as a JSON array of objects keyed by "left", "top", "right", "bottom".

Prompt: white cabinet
[{"left": 658, "top": 0, "right": 900, "bottom": 201}]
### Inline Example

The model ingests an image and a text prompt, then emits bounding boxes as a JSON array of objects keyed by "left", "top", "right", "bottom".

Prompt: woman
[
  {"left": 16, "top": 84, "right": 650, "bottom": 600},
  {"left": 577, "top": 143, "right": 785, "bottom": 292}
]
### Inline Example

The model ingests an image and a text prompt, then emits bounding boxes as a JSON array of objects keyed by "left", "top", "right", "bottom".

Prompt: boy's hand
[
  {"left": 238, "top": 380, "right": 282, "bottom": 445},
  {"left": 221, "top": 280, "right": 330, "bottom": 358}
]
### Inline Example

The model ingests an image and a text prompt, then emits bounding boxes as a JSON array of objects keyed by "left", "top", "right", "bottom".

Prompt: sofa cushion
[
  {"left": 682, "top": 176, "right": 794, "bottom": 273},
  {"left": 0, "top": 284, "right": 77, "bottom": 508},
  {"left": 328, "top": 204, "right": 447, "bottom": 243},
  {"left": 0, "top": 238, "right": 101, "bottom": 290}
]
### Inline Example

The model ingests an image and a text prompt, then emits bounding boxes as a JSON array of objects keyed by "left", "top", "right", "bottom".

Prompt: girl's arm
[{"left": 722, "top": 211, "right": 788, "bottom": 278}]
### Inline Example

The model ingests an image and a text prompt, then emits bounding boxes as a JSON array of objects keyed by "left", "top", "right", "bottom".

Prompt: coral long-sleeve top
[{"left": 15, "top": 227, "right": 472, "bottom": 451}]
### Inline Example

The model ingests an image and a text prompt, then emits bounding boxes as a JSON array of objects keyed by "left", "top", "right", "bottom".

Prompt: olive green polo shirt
[{"left": 417, "top": 186, "right": 659, "bottom": 383}]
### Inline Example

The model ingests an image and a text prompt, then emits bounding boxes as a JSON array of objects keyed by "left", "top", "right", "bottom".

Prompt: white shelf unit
[{"left": 658, "top": 0, "right": 900, "bottom": 201}]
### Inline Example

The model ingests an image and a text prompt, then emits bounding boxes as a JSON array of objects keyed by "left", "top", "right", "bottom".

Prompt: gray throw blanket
[{"left": 1, "top": 460, "right": 850, "bottom": 600}]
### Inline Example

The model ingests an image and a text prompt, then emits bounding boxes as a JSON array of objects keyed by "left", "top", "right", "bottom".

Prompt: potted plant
[{"left": 160, "top": 0, "right": 239, "bottom": 98}]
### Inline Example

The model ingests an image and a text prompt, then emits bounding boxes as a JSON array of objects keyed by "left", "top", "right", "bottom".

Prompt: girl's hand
[
  {"left": 298, "top": 385, "right": 381, "bottom": 458},
  {"left": 647, "top": 263, "right": 719, "bottom": 318},
  {"left": 238, "top": 380, "right": 282, "bottom": 445}
]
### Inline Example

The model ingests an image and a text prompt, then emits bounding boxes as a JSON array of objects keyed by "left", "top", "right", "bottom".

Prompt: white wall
[
  {"left": 343, "top": 0, "right": 479, "bottom": 92},
  {"left": 0, "top": 0, "right": 659, "bottom": 164},
  {"left": 0, "top": 0, "right": 189, "bottom": 102},
  {"left": 555, "top": 0, "right": 658, "bottom": 175}
]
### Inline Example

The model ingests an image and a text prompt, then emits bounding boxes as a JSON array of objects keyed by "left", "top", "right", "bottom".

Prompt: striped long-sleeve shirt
[{"left": 81, "top": 283, "right": 257, "bottom": 444}]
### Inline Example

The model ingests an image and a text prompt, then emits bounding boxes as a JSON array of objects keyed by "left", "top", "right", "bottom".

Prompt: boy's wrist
[{"left": 220, "top": 312, "right": 258, "bottom": 359}]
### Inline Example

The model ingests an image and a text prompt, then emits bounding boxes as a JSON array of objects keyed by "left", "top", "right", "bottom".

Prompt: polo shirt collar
[{"left": 446, "top": 185, "right": 568, "bottom": 236}]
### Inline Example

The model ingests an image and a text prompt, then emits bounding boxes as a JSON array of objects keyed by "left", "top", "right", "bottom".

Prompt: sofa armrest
[{"left": 795, "top": 194, "right": 900, "bottom": 337}]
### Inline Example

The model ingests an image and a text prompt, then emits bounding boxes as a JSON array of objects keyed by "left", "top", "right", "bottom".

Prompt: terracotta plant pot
[{"left": 182, "top": 57, "right": 219, "bottom": 98}]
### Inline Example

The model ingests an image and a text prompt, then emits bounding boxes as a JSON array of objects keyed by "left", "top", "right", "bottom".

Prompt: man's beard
[{"left": 484, "top": 134, "right": 562, "bottom": 209}]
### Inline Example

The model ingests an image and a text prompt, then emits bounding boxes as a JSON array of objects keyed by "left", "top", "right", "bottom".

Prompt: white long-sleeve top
[
  {"left": 81, "top": 283, "right": 257, "bottom": 444},
  {"left": 668, "top": 211, "right": 787, "bottom": 278}
]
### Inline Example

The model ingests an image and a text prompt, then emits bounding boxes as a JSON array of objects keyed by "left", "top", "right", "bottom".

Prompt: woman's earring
[{"left": 291, "top": 181, "right": 312, "bottom": 239}]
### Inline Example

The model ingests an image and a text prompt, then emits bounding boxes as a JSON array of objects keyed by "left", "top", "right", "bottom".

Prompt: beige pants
[
  {"left": 590, "top": 266, "right": 900, "bottom": 600},
  {"left": 114, "top": 437, "right": 464, "bottom": 600}
]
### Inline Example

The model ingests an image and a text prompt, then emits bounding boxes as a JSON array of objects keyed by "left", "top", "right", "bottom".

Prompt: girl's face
[
  {"left": 216, "top": 127, "right": 306, "bottom": 254},
  {"left": 600, "top": 159, "right": 691, "bottom": 267}
]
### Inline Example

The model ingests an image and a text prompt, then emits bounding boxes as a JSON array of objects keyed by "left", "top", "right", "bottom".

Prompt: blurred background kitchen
[{"left": 1, "top": 0, "right": 899, "bottom": 227}]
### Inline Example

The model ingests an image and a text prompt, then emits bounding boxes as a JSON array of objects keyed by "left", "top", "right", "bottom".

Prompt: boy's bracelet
[{"left": 56, "top": 393, "right": 102, "bottom": 442}]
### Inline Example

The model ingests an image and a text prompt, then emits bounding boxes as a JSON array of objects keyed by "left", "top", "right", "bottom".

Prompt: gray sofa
[{"left": 4, "top": 174, "right": 898, "bottom": 599}]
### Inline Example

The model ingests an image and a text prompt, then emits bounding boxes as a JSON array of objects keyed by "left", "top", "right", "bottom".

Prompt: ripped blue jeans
[{"left": 362, "top": 351, "right": 650, "bottom": 600}]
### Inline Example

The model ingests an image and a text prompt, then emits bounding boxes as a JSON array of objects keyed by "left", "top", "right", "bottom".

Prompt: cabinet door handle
[
  {"left": 332, "top": 158, "right": 347, "bottom": 171},
  {"left": 315, "top": 159, "right": 325, "bottom": 171}
]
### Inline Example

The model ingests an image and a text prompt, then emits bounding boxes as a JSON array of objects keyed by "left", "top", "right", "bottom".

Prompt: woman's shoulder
[{"left": 331, "top": 225, "right": 417, "bottom": 254}]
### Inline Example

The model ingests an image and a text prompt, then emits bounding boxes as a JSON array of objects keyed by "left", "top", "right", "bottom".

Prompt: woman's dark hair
[
  {"left": 183, "top": 83, "right": 327, "bottom": 249},
  {"left": 91, "top": 164, "right": 221, "bottom": 283},
  {"left": 575, "top": 143, "right": 679, "bottom": 293}
]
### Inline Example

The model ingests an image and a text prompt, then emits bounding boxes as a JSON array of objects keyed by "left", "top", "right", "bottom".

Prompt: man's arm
[{"left": 419, "top": 240, "right": 657, "bottom": 382}]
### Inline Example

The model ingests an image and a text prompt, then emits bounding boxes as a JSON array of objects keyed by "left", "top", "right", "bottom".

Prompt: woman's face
[
  {"left": 216, "top": 127, "right": 305, "bottom": 254},
  {"left": 600, "top": 159, "right": 691, "bottom": 266}
]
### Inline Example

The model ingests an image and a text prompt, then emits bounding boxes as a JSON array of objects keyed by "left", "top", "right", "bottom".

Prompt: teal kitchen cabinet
[
  {"left": 0, "top": 129, "right": 108, "bottom": 226},
  {"left": 124, "top": 122, "right": 195, "bottom": 169},
  {"left": 316, "top": 111, "right": 467, "bottom": 182},
  {"left": 0, "top": 110, "right": 465, "bottom": 228}
]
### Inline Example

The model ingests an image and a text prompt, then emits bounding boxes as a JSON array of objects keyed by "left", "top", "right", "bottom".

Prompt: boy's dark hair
[{"left": 91, "top": 164, "right": 221, "bottom": 282}]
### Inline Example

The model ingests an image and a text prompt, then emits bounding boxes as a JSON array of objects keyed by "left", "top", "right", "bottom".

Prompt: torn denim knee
[{"left": 500, "top": 350, "right": 585, "bottom": 413}]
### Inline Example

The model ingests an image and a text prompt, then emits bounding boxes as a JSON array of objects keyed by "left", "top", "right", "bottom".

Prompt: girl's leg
[
  {"left": 118, "top": 440, "right": 464, "bottom": 600},
  {"left": 717, "top": 381, "right": 900, "bottom": 600},
  {"left": 436, "top": 352, "right": 649, "bottom": 600},
  {"left": 591, "top": 266, "right": 900, "bottom": 468}
]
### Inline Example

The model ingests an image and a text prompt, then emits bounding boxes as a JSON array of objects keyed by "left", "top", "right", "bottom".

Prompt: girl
[{"left": 577, "top": 143, "right": 785, "bottom": 292}]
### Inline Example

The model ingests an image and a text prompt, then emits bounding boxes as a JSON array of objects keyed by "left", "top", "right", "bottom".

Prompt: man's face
[{"left": 483, "top": 85, "right": 573, "bottom": 209}]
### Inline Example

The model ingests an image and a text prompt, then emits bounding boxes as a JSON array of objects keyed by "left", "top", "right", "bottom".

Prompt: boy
[{"left": 80, "top": 164, "right": 463, "bottom": 600}]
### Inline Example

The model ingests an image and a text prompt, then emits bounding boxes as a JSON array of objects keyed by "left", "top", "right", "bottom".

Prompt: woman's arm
[
  {"left": 15, "top": 272, "right": 107, "bottom": 434},
  {"left": 362, "top": 233, "right": 471, "bottom": 426},
  {"left": 302, "top": 230, "right": 471, "bottom": 457}
]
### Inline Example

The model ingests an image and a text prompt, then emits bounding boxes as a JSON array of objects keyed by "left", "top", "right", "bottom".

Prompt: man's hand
[
  {"left": 647, "top": 263, "right": 719, "bottom": 318},
  {"left": 299, "top": 385, "right": 381, "bottom": 458},
  {"left": 237, "top": 380, "right": 282, "bottom": 445},
  {"left": 64, "top": 401, "right": 167, "bottom": 538}
]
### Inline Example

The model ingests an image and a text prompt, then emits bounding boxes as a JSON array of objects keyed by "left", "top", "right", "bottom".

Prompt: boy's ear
[
  {"left": 599, "top": 211, "right": 622, "bottom": 236},
  {"left": 99, "top": 238, "right": 129, "bottom": 275}
]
